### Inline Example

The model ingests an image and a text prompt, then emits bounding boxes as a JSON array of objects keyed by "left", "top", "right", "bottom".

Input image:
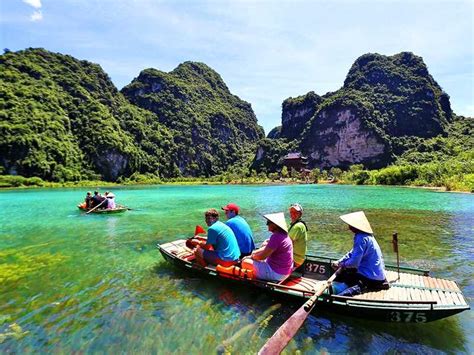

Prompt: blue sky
[{"left": 1, "top": 0, "right": 473, "bottom": 134}]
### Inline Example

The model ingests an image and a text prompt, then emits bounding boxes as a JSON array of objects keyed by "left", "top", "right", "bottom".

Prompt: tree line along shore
[{"left": 1, "top": 159, "right": 472, "bottom": 192}]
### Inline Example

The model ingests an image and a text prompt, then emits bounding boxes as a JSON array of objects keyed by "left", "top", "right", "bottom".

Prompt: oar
[
  {"left": 86, "top": 199, "right": 106, "bottom": 214},
  {"left": 258, "top": 269, "right": 340, "bottom": 355}
]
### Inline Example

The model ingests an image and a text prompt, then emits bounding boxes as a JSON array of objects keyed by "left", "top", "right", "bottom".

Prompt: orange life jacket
[{"left": 216, "top": 264, "right": 254, "bottom": 280}]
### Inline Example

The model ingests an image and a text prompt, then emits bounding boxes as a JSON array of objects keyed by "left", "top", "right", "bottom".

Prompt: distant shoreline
[{"left": 1, "top": 177, "right": 471, "bottom": 194}]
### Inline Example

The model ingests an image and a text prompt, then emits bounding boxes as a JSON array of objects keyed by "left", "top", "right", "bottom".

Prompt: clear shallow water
[{"left": 0, "top": 184, "right": 472, "bottom": 353}]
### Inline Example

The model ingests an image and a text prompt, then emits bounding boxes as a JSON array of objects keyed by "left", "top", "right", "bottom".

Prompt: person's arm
[
  {"left": 260, "top": 238, "right": 270, "bottom": 247},
  {"left": 251, "top": 246, "right": 274, "bottom": 261},
  {"left": 191, "top": 236, "right": 208, "bottom": 247},
  {"left": 339, "top": 235, "right": 367, "bottom": 269},
  {"left": 337, "top": 250, "right": 353, "bottom": 265}
]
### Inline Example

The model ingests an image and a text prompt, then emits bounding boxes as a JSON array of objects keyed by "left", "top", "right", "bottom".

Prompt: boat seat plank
[
  {"left": 449, "top": 280, "right": 461, "bottom": 292},
  {"left": 441, "top": 290, "right": 454, "bottom": 305},
  {"left": 435, "top": 290, "right": 447, "bottom": 306},
  {"left": 443, "top": 278, "right": 459, "bottom": 292},
  {"left": 432, "top": 277, "right": 444, "bottom": 290},
  {"left": 449, "top": 291, "right": 461, "bottom": 305},
  {"left": 455, "top": 292, "right": 468, "bottom": 306},
  {"left": 283, "top": 277, "right": 321, "bottom": 293},
  {"left": 423, "top": 289, "right": 436, "bottom": 303},
  {"left": 416, "top": 274, "right": 424, "bottom": 288},
  {"left": 440, "top": 290, "right": 451, "bottom": 306},
  {"left": 444, "top": 291, "right": 457, "bottom": 306}
]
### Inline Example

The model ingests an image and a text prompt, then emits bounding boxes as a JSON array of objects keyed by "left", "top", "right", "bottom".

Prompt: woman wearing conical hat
[
  {"left": 332, "top": 211, "right": 388, "bottom": 295},
  {"left": 241, "top": 212, "right": 293, "bottom": 282}
]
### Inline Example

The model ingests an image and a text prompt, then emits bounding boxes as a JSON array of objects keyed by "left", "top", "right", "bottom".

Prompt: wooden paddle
[
  {"left": 86, "top": 199, "right": 106, "bottom": 214},
  {"left": 258, "top": 269, "right": 340, "bottom": 355}
]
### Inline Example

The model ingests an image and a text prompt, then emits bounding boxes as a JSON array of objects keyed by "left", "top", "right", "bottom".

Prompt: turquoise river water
[{"left": 0, "top": 184, "right": 473, "bottom": 353}]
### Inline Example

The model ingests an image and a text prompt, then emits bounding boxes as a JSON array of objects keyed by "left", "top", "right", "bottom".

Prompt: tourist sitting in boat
[
  {"left": 288, "top": 203, "right": 308, "bottom": 271},
  {"left": 193, "top": 208, "right": 240, "bottom": 267},
  {"left": 240, "top": 212, "right": 293, "bottom": 282},
  {"left": 331, "top": 211, "right": 389, "bottom": 296},
  {"left": 91, "top": 190, "right": 106, "bottom": 208},
  {"left": 105, "top": 192, "right": 116, "bottom": 209},
  {"left": 85, "top": 191, "right": 93, "bottom": 209},
  {"left": 222, "top": 203, "right": 255, "bottom": 258}
]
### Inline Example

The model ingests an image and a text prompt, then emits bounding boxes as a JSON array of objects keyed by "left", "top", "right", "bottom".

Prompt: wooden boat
[
  {"left": 158, "top": 239, "right": 470, "bottom": 323},
  {"left": 77, "top": 203, "right": 128, "bottom": 214}
]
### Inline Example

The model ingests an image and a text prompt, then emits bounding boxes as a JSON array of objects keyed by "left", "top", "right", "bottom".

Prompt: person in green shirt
[{"left": 288, "top": 203, "right": 308, "bottom": 270}]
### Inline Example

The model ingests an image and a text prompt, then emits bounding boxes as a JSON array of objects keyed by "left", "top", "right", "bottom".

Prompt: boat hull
[
  {"left": 158, "top": 239, "right": 470, "bottom": 323},
  {"left": 77, "top": 204, "right": 128, "bottom": 214}
]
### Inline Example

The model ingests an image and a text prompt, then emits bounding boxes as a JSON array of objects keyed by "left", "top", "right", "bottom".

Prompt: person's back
[
  {"left": 345, "top": 232, "right": 385, "bottom": 281},
  {"left": 92, "top": 192, "right": 103, "bottom": 208},
  {"left": 266, "top": 230, "right": 293, "bottom": 276},
  {"left": 225, "top": 215, "right": 255, "bottom": 257},
  {"left": 288, "top": 221, "right": 307, "bottom": 266},
  {"left": 85, "top": 192, "right": 93, "bottom": 209},
  {"left": 107, "top": 197, "right": 116, "bottom": 209},
  {"left": 240, "top": 212, "right": 293, "bottom": 282},
  {"left": 288, "top": 203, "right": 308, "bottom": 268},
  {"left": 207, "top": 221, "right": 241, "bottom": 262}
]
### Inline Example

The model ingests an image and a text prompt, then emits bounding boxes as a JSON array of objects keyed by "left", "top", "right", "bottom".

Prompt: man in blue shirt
[
  {"left": 193, "top": 208, "right": 240, "bottom": 267},
  {"left": 332, "top": 211, "right": 388, "bottom": 295},
  {"left": 222, "top": 203, "right": 255, "bottom": 257}
]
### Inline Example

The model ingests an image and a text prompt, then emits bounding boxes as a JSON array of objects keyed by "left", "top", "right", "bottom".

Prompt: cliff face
[
  {"left": 302, "top": 108, "right": 388, "bottom": 169},
  {"left": 122, "top": 62, "right": 264, "bottom": 176},
  {"left": 257, "top": 52, "right": 453, "bottom": 171}
]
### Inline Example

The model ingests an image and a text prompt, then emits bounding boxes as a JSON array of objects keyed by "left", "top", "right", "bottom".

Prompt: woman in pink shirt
[{"left": 241, "top": 212, "right": 293, "bottom": 281}]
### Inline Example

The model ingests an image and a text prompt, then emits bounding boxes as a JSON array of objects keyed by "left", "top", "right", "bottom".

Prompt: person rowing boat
[{"left": 331, "top": 211, "right": 389, "bottom": 296}]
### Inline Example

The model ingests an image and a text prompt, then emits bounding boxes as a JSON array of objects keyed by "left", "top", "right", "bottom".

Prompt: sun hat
[
  {"left": 263, "top": 212, "right": 288, "bottom": 233},
  {"left": 339, "top": 211, "right": 373, "bottom": 234},
  {"left": 289, "top": 203, "right": 303, "bottom": 212},
  {"left": 106, "top": 192, "right": 115, "bottom": 198},
  {"left": 222, "top": 203, "right": 240, "bottom": 213}
]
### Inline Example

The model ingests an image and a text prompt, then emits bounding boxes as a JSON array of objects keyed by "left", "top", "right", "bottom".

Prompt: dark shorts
[
  {"left": 203, "top": 250, "right": 238, "bottom": 267},
  {"left": 335, "top": 268, "right": 389, "bottom": 290}
]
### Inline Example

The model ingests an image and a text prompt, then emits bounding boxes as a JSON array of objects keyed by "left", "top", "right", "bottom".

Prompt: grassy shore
[{"left": 0, "top": 174, "right": 472, "bottom": 193}]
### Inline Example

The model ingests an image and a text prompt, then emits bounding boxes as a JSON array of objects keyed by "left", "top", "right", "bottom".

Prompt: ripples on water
[{"left": 0, "top": 185, "right": 472, "bottom": 353}]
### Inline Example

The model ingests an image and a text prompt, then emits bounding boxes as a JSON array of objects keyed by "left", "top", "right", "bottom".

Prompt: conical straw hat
[
  {"left": 339, "top": 211, "right": 373, "bottom": 234},
  {"left": 263, "top": 212, "right": 288, "bottom": 233}
]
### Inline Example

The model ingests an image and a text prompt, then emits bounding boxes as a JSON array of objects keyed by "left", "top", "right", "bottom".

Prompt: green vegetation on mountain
[
  {"left": 0, "top": 49, "right": 263, "bottom": 182},
  {"left": 0, "top": 48, "right": 180, "bottom": 181},
  {"left": 1, "top": 48, "right": 471, "bottom": 192},
  {"left": 256, "top": 52, "right": 463, "bottom": 171},
  {"left": 121, "top": 62, "right": 264, "bottom": 176}
]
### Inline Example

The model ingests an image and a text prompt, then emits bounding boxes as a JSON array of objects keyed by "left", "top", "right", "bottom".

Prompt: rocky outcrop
[
  {"left": 302, "top": 108, "right": 388, "bottom": 169},
  {"left": 256, "top": 51, "right": 454, "bottom": 172}
]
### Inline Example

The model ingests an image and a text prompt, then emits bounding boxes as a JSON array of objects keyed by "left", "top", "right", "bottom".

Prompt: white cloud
[
  {"left": 23, "top": 0, "right": 42, "bottom": 9},
  {"left": 30, "top": 10, "right": 43, "bottom": 21}
]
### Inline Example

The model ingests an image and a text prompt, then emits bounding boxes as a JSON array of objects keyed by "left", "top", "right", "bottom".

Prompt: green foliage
[
  {"left": 250, "top": 138, "right": 294, "bottom": 173},
  {"left": 340, "top": 117, "right": 474, "bottom": 191},
  {"left": 0, "top": 49, "right": 263, "bottom": 182},
  {"left": 121, "top": 61, "right": 264, "bottom": 177},
  {"left": 369, "top": 165, "right": 418, "bottom": 185},
  {"left": 0, "top": 175, "right": 45, "bottom": 187}
]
